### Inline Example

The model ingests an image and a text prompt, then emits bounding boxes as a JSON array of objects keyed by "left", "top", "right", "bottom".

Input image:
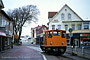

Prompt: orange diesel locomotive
[{"left": 40, "top": 30, "right": 66, "bottom": 55}]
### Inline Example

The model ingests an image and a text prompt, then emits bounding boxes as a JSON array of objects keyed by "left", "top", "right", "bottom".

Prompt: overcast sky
[{"left": 2, "top": 0, "right": 90, "bottom": 36}]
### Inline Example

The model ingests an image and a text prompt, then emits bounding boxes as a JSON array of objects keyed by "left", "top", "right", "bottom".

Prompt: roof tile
[{"left": 48, "top": 12, "right": 57, "bottom": 18}]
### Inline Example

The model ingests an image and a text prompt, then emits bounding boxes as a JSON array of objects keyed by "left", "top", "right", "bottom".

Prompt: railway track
[{"left": 42, "top": 52, "right": 89, "bottom": 60}]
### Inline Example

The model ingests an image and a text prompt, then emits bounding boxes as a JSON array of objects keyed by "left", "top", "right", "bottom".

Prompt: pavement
[
  {"left": 0, "top": 45, "right": 44, "bottom": 60},
  {"left": 66, "top": 46, "right": 90, "bottom": 59}
]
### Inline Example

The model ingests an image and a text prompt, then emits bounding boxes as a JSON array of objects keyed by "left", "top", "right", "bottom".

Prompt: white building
[{"left": 48, "top": 4, "right": 90, "bottom": 47}]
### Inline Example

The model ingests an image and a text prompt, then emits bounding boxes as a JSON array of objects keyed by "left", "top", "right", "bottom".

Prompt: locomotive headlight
[
  {"left": 50, "top": 42, "right": 52, "bottom": 45},
  {"left": 62, "top": 42, "right": 64, "bottom": 45}
]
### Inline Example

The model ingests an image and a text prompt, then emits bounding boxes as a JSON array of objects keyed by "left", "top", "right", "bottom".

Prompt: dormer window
[
  {"left": 61, "top": 13, "right": 64, "bottom": 20},
  {"left": 68, "top": 13, "right": 71, "bottom": 20}
]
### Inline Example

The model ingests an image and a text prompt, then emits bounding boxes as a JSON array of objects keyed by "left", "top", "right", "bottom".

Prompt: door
[{"left": 75, "top": 39, "right": 79, "bottom": 47}]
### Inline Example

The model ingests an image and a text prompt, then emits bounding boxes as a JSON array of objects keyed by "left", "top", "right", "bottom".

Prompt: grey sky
[{"left": 2, "top": 0, "right": 90, "bottom": 36}]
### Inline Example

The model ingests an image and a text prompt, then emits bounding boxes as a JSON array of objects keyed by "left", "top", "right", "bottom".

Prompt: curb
[{"left": 66, "top": 50, "right": 90, "bottom": 59}]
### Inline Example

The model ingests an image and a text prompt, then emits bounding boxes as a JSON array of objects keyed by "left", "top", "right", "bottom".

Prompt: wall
[
  {"left": 49, "top": 5, "right": 82, "bottom": 30},
  {"left": 82, "top": 22, "right": 90, "bottom": 30},
  {"left": 0, "top": 11, "right": 13, "bottom": 36}
]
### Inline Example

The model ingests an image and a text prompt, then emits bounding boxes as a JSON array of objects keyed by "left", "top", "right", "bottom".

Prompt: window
[
  {"left": 57, "top": 25, "right": 61, "bottom": 30},
  {"left": 6, "top": 21, "right": 9, "bottom": 25},
  {"left": 65, "top": 25, "right": 68, "bottom": 30},
  {"left": 77, "top": 24, "right": 81, "bottom": 30},
  {"left": 72, "top": 24, "right": 75, "bottom": 30},
  {"left": 62, "top": 31, "right": 66, "bottom": 38},
  {"left": 83, "top": 22, "right": 89, "bottom": 30},
  {"left": 52, "top": 25, "right": 55, "bottom": 30},
  {"left": 44, "top": 28, "right": 46, "bottom": 30},
  {"left": 0, "top": 15, "right": 2, "bottom": 26},
  {"left": 68, "top": 13, "right": 71, "bottom": 20},
  {"left": 65, "top": 9, "right": 67, "bottom": 11},
  {"left": 42, "top": 28, "right": 43, "bottom": 30},
  {"left": 61, "top": 13, "right": 64, "bottom": 20},
  {"left": 2, "top": 18, "right": 6, "bottom": 27},
  {"left": 53, "top": 31, "right": 60, "bottom": 35},
  {"left": 48, "top": 31, "right": 52, "bottom": 38}
]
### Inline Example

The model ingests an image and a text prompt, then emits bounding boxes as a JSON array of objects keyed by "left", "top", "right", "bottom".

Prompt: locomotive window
[
  {"left": 53, "top": 31, "right": 60, "bottom": 35},
  {"left": 48, "top": 31, "right": 52, "bottom": 38},
  {"left": 62, "top": 31, "right": 66, "bottom": 38}
]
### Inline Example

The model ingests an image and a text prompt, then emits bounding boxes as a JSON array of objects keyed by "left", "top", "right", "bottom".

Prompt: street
[
  {"left": 0, "top": 0, "right": 90, "bottom": 60},
  {"left": 0, "top": 41, "right": 89, "bottom": 60},
  {"left": 27, "top": 45, "right": 89, "bottom": 60},
  {"left": 0, "top": 45, "right": 43, "bottom": 60}
]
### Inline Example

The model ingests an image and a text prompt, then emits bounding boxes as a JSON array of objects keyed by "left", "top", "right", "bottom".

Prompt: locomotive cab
[{"left": 40, "top": 30, "right": 67, "bottom": 55}]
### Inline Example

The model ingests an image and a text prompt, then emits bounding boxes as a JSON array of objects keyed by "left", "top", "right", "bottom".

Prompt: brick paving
[{"left": 0, "top": 46, "right": 44, "bottom": 60}]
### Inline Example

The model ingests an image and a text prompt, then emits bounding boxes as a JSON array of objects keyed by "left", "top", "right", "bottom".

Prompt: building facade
[
  {"left": 0, "top": 0, "right": 13, "bottom": 52},
  {"left": 31, "top": 25, "right": 48, "bottom": 44},
  {"left": 48, "top": 4, "right": 90, "bottom": 47}
]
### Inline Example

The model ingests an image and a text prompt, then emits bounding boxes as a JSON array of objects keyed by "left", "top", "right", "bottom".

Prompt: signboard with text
[
  {"left": 80, "top": 34, "right": 90, "bottom": 37},
  {"left": 14, "top": 34, "right": 18, "bottom": 39}
]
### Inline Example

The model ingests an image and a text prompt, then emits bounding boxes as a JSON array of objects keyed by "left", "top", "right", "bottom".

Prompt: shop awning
[
  {"left": 0, "top": 30, "right": 6, "bottom": 37},
  {"left": 66, "top": 30, "right": 90, "bottom": 34}
]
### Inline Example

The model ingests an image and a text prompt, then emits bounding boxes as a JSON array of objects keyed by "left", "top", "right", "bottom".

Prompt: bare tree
[{"left": 7, "top": 5, "right": 40, "bottom": 44}]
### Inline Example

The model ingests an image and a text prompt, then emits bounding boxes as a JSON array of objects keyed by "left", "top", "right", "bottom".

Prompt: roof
[
  {"left": 48, "top": 4, "right": 83, "bottom": 24},
  {"left": 43, "top": 30, "right": 49, "bottom": 32},
  {"left": 48, "top": 12, "right": 57, "bottom": 18},
  {"left": 83, "top": 20, "right": 90, "bottom": 22},
  {"left": 66, "top": 30, "right": 90, "bottom": 34},
  {"left": 62, "top": 20, "right": 82, "bottom": 23},
  {"left": 0, "top": 30, "right": 6, "bottom": 37},
  {"left": 0, "top": 10, "right": 12, "bottom": 21},
  {"left": 34, "top": 25, "right": 48, "bottom": 30},
  {"left": 34, "top": 25, "right": 41, "bottom": 29},
  {"left": 43, "top": 30, "right": 65, "bottom": 32},
  {"left": 0, "top": 0, "right": 4, "bottom": 9}
]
